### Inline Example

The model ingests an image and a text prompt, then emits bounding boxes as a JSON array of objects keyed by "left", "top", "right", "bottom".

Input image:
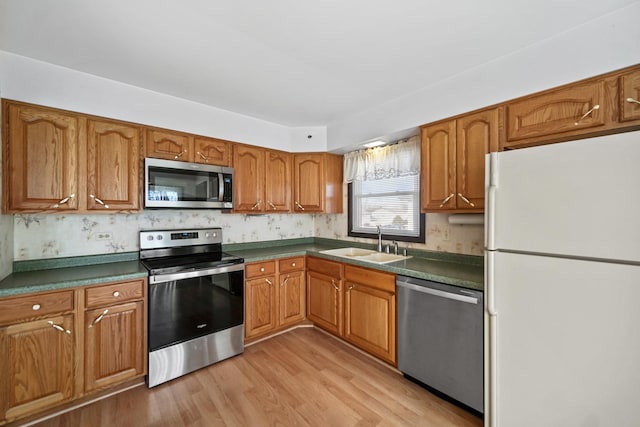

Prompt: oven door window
[
  {"left": 148, "top": 270, "right": 243, "bottom": 352},
  {"left": 147, "top": 165, "right": 220, "bottom": 202}
]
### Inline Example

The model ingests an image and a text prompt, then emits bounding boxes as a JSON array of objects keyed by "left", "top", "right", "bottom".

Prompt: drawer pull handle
[
  {"left": 574, "top": 104, "right": 600, "bottom": 125},
  {"left": 197, "top": 151, "right": 208, "bottom": 162},
  {"left": 113, "top": 291, "right": 120, "bottom": 298},
  {"left": 32, "top": 304, "right": 41, "bottom": 311},
  {"left": 347, "top": 284, "right": 354, "bottom": 292},
  {"left": 89, "top": 309, "right": 109, "bottom": 328},
  {"left": 295, "top": 201, "right": 305, "bottom": 211},
  {"left": 268, "top": 201, "right": 277, "bottom": 210},
  {"left": 627, "top": 97, "right": 640, "bottom": 106},
  {"left": 53, "top": 193, "right": 75, "bottom": 208},
  {"left": 174, "top": 149, "right": 187, "bottom": 159},
  {"left": 48, "top": 321, "right": 71, "bottom": 335},
  {"left": 331, "top": 279, "right": 339, "bottom": 291},
  {"left": 251, "top": 200, "right": 261, "bottom": 210},
  {"left": 265, "top": 278, "right": 273, "bottom": 286}
]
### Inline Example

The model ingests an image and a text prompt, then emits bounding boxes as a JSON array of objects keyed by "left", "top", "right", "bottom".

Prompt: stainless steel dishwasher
[{"left": 397, "top": 275, "right": 483, "bottom": 413}]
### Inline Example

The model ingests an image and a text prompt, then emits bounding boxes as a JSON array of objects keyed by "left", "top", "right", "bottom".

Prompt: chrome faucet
[{"left": 377, "top": 226, "right": 382, "bottom": 252}]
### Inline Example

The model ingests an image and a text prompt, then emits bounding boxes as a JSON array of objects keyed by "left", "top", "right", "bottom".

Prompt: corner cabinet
[
  {"left": 2, "top": 100, "right": 142, "bottom": 214},
  {"left": 421, "top": 108, "right": 499, "bottom": 213},
  {"left": 233, "top": 145, "right": 291, "bottom": 213},
  {"left": 292, "top": 153, "right": 343, "bottom": 213},
  {"left": 306, "top": 257, "right": 397, "bottom": 366}
]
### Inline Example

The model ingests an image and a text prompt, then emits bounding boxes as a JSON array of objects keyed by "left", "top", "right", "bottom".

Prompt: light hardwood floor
[{"left": 32, "top": 328, "right": 483, "bottom": 427}]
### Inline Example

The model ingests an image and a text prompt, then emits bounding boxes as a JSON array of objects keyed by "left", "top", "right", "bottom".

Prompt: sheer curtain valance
[{"left": 343, "top": 136, "right": 420, "bottom": 183}]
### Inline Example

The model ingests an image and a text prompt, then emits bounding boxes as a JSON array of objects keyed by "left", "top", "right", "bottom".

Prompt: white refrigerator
[{"left": 484, "top": 131, "right": 640, "bottom": 427}]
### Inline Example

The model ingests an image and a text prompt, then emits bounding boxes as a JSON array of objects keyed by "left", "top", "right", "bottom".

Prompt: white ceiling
[{"left": 0, "top": 0, "right": 635, "bottom": 128}]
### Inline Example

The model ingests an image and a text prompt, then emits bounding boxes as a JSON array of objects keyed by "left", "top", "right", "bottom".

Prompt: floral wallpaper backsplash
[{"left": 13, "top": 210, "right": 315, "bottom": 261}]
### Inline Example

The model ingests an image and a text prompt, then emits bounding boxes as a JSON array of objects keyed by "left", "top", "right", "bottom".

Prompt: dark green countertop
[
  {"left": 0, "top": 253, "right": 148, "bottom": 298},
  {"left": 0, "top": 239, "right": 484, "bottom": 298},
  {"left": 226, "top": 238, "right": 484, "bottom": 291}
]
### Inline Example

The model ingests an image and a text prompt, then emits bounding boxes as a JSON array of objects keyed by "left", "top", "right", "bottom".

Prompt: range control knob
[
  {"left": 147, "top": 235, "right": 154, "bottom": 241},
  {"left": 157, "top": 235, "right": 163, "bottom": 241}
]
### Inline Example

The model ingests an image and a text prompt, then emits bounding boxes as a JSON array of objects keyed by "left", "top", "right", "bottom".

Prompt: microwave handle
[{"left": 218, "top": 173, "right": 225, "bottom": 201}]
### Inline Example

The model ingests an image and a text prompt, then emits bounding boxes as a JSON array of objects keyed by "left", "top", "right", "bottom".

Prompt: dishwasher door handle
[{"left": 397, "top": 280, "right": 479, "bottom": 304}]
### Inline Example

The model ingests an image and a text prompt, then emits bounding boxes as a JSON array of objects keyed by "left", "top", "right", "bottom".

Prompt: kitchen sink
[{"left": 320, "top": 247, "right": 411, "bottom": 264}]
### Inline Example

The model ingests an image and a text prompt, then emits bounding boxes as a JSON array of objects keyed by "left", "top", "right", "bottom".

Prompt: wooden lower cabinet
[
  {"left": 0, "top": 314, "right": 75, "bottom": 423},
  {"left": 0, "top": 279, "right": 147, "bottom": 425},
  {"left": 306, "top": 257, "right": 343, "bottom": 336},
  {"left": 307, "top": 257, "right": 397, "bottom": 366},
  {"left": 245, "top": 257, "right": 306, "bottom": 340},
  {"left": 343, "top": 265, "right": 396, "bottom": 365}
]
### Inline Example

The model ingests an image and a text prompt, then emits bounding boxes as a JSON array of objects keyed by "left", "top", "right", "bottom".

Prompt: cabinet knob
[
  {"left": 113, "top": 291, "right": 120, "bottom": 298},
  {"left": 292, "top": 262, "right": 296, "bottom": 267},
  {"left": 32, "top": 304, "right": 41, "bottom": 311},
  {"left": 260, "top": 267, "right": 265, "bottom": 272}
]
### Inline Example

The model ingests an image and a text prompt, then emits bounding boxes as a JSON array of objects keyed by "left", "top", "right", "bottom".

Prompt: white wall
[
  {"left": 0, "top": 51, "right": 328, "bottom": 153},
  {"left": 326, "top": 2, "right": 640, "bottom": 149}
]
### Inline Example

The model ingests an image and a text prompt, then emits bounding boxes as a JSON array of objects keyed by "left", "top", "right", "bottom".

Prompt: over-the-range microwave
[{"left": 144, "top": 158, "right": 234, "bottom": 209}]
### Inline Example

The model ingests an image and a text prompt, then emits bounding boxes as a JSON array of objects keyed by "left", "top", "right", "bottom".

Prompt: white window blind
[{"left": 351, "top": 174, "right": 421, "bottom": 237}]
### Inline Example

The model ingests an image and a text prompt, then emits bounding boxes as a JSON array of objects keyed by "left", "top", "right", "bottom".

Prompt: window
[
  {"left": 345, "top": 137, "right": 424, "bottom": 243},
  {"left": 348, "top": 176, "right": 424, "bottom": 242}
]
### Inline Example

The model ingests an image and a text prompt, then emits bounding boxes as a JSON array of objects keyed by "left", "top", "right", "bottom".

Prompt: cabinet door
[
  {"left": 306, "top": 270, "right": 342, "bottom": 336},
  {"left": 279, "top": 270, "right": 305, "bottom": 327},
  {"left": 146, "top": 129, "right": 193, "bottom": 161},
  {"left": 4, "top": 102, "right": 79, "bottom": 212},
  {"left": 233, "top": 145, "right": 265, "bottom": 212},
  {"left": 292, "top": 154, "right": 324, "bottom": 212},
  {"left": 193, "top": 136, "right": 230, "bottom": 166},
  {"left": 84, "top": 301, "right": 145, "bottom": 393},
  {"left": 265, "top": 150, "right": 291, "bottom": 212},
  {"left": 344, "top": 282, "right": 396, "bottom": 365},
  {"left": 455, "top": 109, "right": 499, "bottom": 211},
  {"left": 421, "top": 121, "right": 456, "bottom": 212},
  {"left": 619, "top": 69, "right": 640, "bottom": 123},
  {"left": 86, "top": 120, "right": 141, "bottom": 211},
  {"left": 245, "top": 276, "right": 277, "bottom": 339},
  {"left": 0, "top": 315, "right": 75, "bottom": 422},
  {"left": 504, "top": 80, "right": 607, "bottom": 148}
]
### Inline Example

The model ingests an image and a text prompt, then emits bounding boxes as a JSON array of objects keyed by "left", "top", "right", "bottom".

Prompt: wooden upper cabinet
[
  {"left": 456, "top": 109, "right": 499, "bottom": 211},
  {"left": 421, "top": 121, "right": 456, "bottom": 211},
  {"left": 3, "top": 102, "right": 79, "bottom": 213},
  {"left": 292, "top": 153, "right": 343, "bottom": 213},
  {"left": 421, "top": 108, "right": 498, "bottom": 213},
  {"left": 503, "top": 80, "right": 610, "bottom": 149},
  {"left": 193, "top": 136, "right": 230, "bottom": 166},
  {"left": 146, "top": 129, "right": 193, "bottom": 161},
  {"left": 619, "top": 69, "right": 640, "bottom": 123},
  {"left": 86, "top": 120, "right": 141, "bottom": 211},
  {"left": 233, "top": 144, "right": 265, "bottom": 212},
  {"left": 265, "top": 150, "right": 291, "bottom": 212}
]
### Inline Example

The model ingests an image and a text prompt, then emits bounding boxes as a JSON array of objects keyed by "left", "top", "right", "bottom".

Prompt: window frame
[{"left": 347, "top": 181, "right": 425, "bottom": 244}]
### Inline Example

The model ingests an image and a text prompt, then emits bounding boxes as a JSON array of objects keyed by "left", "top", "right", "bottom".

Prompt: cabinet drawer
[
  {"left": 85, "top": 279, "right": 145, "bottom": 308},
  {"left": 279, "top": 256, "right": 305, "bottom": 273},
  {"left": 0, "top": 290, "right": 74, "bottom": 325},
  {"left": 307, "top": 257, "right": 343, "bottom": 278},
  {"left": 345, "top": 265, "right": 395, "bottom": 293},
  {"left": 245, "top": 261, "right": 277, "bottom": 279}
]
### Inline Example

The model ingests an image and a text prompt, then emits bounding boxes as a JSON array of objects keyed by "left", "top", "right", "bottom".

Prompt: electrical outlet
[
  {"left": 93, "top": 232, "right": 112, "bottom": 241},
  {"left": 442, "top": 225, "right": 450, "bottom": 241}
]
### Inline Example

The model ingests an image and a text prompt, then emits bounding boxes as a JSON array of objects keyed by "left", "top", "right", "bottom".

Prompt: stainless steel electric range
[{"left": 139, "top": 228, "right": 244, "bottom": 387}]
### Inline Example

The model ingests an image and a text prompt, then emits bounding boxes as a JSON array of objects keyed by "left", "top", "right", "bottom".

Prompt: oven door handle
[{"left": 149, "top": 263, "right": 245, "bottom": 284}]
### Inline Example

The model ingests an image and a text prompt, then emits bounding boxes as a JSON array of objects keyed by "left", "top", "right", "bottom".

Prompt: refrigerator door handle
[
  {"left": 485, "top": 153, "right": 498, "bottom": 250},
  {"left": 485, "top": 250, "right": 498, "bottom": 427}
]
